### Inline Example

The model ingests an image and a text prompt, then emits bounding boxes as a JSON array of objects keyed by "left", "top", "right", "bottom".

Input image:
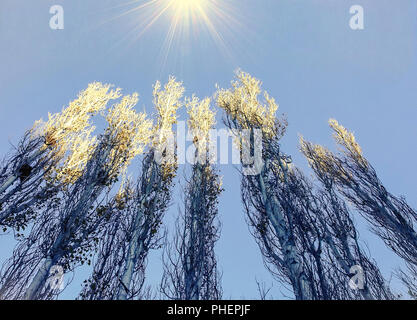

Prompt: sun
[
  {"left": 104, "top": 0, "right": 244, "bottom": 65},
  {"left": 172, "top": 0, "right": 208, "bottom": 15},
  {"left": 165, "top": 0, "right": 217, "bottom": 32}
]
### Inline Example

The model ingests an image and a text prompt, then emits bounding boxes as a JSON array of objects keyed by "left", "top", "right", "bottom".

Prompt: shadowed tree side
[
  {"left": 397, "top": 266, "right": 417, "bottom": 299},
  {"left": 281, "top": 163, "right": 394, "bottom": 300},
  {"left": 77, "top": 186, "right": 133, "bottom": 300},
  {"left": 0, "top": 133, "right": 58, "bottom": 232},
  {"left": 161, "top": 96, "right": 223, "bottom": 300},
  {"left": 78, "top": 154, "right": 169, "bottom": 300}
]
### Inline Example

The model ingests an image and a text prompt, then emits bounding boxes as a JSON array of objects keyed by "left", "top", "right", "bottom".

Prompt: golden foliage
[
  {"left": 202, "top": 165, "right": 223, "bottom": 200},
  {"left": 152, "top": 77, "right": 185, "bottom": 180},
  {"left": 299, "top": 136, "right": 353, "bottom": 183},
  {"left": 216, "top": 70, "right": 280, "bottom": 140},
  {"left": 152, "top": 76, "right": 185, "bottom": 145},
  {"left": 54, "top": 130, "right": 97, "bottom": 185},
  {"left": 32, "top": 83, "right": 155, "bottom": 185},
  {"left": 34, "top": 83, "right": 121, "bottom": 184},
  {"left": 186, "top": 95, "right": 216, "bottom": 153},
  {"left": 28, "top": 79, "right": 187, "bottom": 186},
  {"left": 115, "top": 175, "right": 134, "bottom": 210},
  {"left": 328, "top": 119, "right": 367, "bottom": 168},
  {"left": 105, "top": 93, "right": 153, "bottom": 179},
  {"left": 300, "top": 119, "right": 370, "bottom": 184},
  {"left": 300, "top": 136, "right": 336, "bottom": 175}
]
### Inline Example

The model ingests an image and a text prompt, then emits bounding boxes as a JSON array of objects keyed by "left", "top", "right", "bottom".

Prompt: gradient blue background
[{"left": 1, "top": 0, "right": 416, "bottom": 299}]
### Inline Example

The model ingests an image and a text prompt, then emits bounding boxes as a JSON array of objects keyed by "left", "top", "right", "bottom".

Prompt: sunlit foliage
[
  {"left": 105, "top": 93, "right": 153, "bottom": 180},
  {"left": 187, "top": 95, "right": 216, "bottom": 158},
  {"left": 328, "top": 119, "right": 367, "bottom": 168},
  {"left": 152, "top": 76, "right": 184, "bottom": 144},
  {"left": 216, "top": 70, "right": 283, "bottom": 140},
  {"left": 152, "top": 76, "right": 185, "bottom": 180},
  {"left": 35, "top": 82, "right": 121, "bottom": 184}
]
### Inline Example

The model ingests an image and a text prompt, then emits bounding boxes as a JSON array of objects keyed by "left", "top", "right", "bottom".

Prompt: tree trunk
[
  {"left": 24, "top": 257, "right": 54, "bottom": 300},
  {"left": 257, "top": 173, "right": 313, "bottom": 300}
]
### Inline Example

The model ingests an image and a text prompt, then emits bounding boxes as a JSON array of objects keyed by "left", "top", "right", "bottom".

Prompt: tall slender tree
[
  {"left": 216, "top": 70, "right": 315, "bottom": 299},
  {"left": 161, "top": 96, "right": 223, "bottom": 300}
]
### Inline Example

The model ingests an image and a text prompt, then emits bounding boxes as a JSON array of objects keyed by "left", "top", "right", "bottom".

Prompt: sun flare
[
  {"left": 172, "top": 0, "right": 208, "bottom": 17},
  {"left": 105, "top": 0, "right": 244, "bottom": 66}
]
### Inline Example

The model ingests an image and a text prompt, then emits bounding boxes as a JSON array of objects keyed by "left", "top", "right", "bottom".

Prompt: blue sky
[{"left": 1, "top": 0, "right": 417, "bottom": 299}]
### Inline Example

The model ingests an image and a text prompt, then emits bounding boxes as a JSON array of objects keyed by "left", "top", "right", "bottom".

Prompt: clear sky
[{"left": 1, "top": 0, "right": 417, "bottom": 299}]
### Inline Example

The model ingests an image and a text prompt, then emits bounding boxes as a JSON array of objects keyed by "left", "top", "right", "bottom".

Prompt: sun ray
[
  {"left": 136, "top": 1, "right": 174, "bottom": 39},
  {"left": 98, "top": 0, "right": 160, "bottom": 27},
  {"left": 100, "top": 0, "right": 247, "bottom": 69}
]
